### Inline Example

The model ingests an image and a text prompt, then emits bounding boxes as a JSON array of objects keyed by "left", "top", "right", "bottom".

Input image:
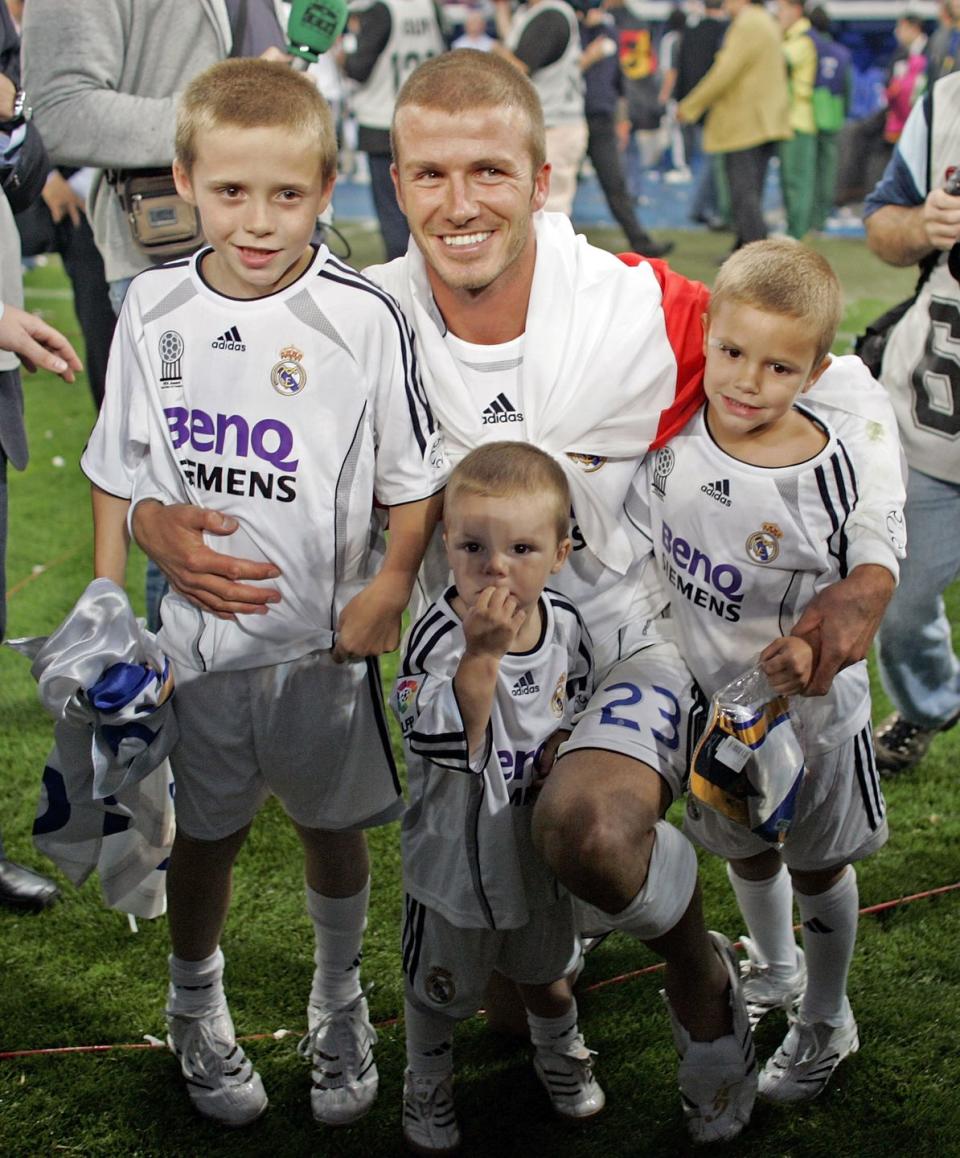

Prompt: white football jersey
[
  {"left": 507, "top": 0, "right": 584, "bottom": 125},
  {"left": 434, "top": 330, "right": 668, "bottom": 667},
  {"left": 83, "top": 245, "right": 446, "bottom": 672},
  {"left": 349, "top": 0, "right": 445, "bottom": 131},
  {"left": 392, "top": 586, "right": 593, "bottom": 929},
  {"left": 632, "top": 404, "right": 872, "bottom": 756}
]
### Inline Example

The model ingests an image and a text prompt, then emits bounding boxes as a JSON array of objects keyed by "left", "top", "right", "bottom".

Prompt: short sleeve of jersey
[
  {"left": 351, "top": 277, "right": 448, "bottom": 507},
  {"left": 392, "top": 606, "right": 488, "bottom": 772},
  {"left": 863, "top": 90, "right": 930, "bottom": 216},
  {"left": 616, "top": 254, "right": 710, "bottom": 446},
  {"left": 80, "top": 285, "right": 152, "bottom": 500}
]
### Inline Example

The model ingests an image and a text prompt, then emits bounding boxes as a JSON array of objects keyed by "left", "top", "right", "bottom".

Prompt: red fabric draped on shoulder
[{"left": 617, "top": 253, "right": 710, "bottom": 449}]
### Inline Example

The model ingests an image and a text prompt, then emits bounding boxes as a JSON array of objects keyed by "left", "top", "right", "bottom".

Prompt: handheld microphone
[{"left": 286, "top": 0, "right": 349, "bottom": 64}]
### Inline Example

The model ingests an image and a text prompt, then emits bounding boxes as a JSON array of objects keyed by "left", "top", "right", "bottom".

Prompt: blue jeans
[
  {"left": 876, "top": 466, "right": 960, "bottom": 727},
  {"left": 110, "top": 275, "right": 165, "bottom": 632}
]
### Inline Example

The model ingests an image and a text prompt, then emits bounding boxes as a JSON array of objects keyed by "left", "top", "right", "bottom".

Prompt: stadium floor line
[{"left": 2, "top": 880, "right": 958, "bottom": 1061}]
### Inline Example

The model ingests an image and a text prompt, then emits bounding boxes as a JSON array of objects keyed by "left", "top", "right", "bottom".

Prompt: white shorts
[
  {"left": 558, "top": 639, "right": 705, "bottom": 802},
  {"left": 169, "top": 651, "right": 403, "bottom": 841},
  {"left": 402, "top": 893, "right": 577, "bottom": 1021},
  {"left": 684, "top": 722, "right": 888, "bottom": 872}
]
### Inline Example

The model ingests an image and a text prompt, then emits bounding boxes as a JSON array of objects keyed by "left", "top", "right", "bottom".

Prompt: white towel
[{"left": 369, "top": 212, "right": 680, "bottom": 573}]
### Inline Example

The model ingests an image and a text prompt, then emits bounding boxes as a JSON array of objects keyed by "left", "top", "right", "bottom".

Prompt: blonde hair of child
[
  {"left": 175, "top": 58, "right": 337, "bottom": 183},
  {"left": 710, "top": 239, "right": 843, "bottom": 366},
  {"left": 445, "top": 442, "right": 571, "bottom": 542},
  {"left": 392, "top": 49, "right": 546, "bottom": 171}
]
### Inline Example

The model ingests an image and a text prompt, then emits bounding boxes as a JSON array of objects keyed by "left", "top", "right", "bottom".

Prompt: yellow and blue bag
[{"left": 690, "top": 667, "right": 804, "bottom": 845}]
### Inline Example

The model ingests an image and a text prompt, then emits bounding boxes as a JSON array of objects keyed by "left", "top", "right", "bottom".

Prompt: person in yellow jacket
[
  {"left": 778, "top": 0, "right": 818, "bottom": 237},
  {"left": 677, "top": 0, "right": 790, "bottom": 252}
]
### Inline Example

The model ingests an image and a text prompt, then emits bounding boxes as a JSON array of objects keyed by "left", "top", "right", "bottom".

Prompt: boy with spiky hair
[
  {"left": 629, "top": 239, "right": 902, "bottom": 1105},
  {"left": 82, "top": 57, "right": 446, "bottom": 1129},
  {"left": 392, "top": 441, "right": 602, "bottom": 1154}
]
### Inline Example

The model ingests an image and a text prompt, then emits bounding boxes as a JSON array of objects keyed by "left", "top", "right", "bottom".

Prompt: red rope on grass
[{"left": 2, "top": 880, "right": 958, "bottom": 1061}]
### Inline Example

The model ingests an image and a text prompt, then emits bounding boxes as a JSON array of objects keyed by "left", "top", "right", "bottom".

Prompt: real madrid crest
[
  {"left": 551, "top": 674, "right": 566, "bottom": 717},
  {"left": 745, "top": 522, "right": 783, "bottom": 564},
  {"left": 271, "top": 345, "right": 307, "bottom": 396},
  {"left": 425, "top": 966, "right": 456, "bottom": 1006}
]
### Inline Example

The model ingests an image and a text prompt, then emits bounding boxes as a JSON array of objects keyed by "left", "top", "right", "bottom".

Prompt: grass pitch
[{"left": 2, "top": 226, "right": 959, "bottom": 1157}]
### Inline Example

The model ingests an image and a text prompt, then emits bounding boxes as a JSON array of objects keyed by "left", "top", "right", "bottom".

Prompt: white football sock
[
  {"left": 167, "top": 947, "right": 225, "bottom": 1013},
  {"left": 727, "top": 861, "right": 799, "bottom": 976},
  {"left": 796, "top": 864, "right": 859, "bottom": 1026},
  {"left": 307, "top": 879, "right": 369, "bottom": 1011},
  {"left": 527, "top": 998, "right": 580, "bottom": 1056},
  {"left": 404, "top": 998, "right": 455, "bottom": 1078}
]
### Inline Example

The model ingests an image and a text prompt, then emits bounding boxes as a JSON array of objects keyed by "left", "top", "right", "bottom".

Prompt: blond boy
[
  {"left": 392, "top": 442, "right": 602, "bottom": 1153},
  {"left": 630, "top": 240, "right": 901, "bottom": 1103},
  {"left": 82, "top": 58, "right": 445, "bottom": 1128}
]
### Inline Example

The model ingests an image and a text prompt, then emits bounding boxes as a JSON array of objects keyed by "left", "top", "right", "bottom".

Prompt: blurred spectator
[
  {"left": 777, "top": 0, "right": 817, "bottom": 239},
  {"left": 927, "top": 0, "right": 960, "bottom": 79},
  {"left": 658, "top": 7, "right": 689, "bottom": 180},
  {"left": 863, "top": 72, "right": 960, "bottom": 773},
  {"left": 578, "top": 0, "right": 672, "bottom": 255},
  {"left": 340, "top": 0, "right": 446, "bottom": 258},
  {"left": 1, "top": 0, "right": 82, "bottom": 912},
  {"left": 675, "top": 0, "right": 728, "bottom": 228},
  {"left": 605, "top": 0, "right": 664, "bottom": 179},
  {"left": 4, "top": 0, "right": 113, "bottom": 411},
  {"left": 885, "top": 11, "right": 928, "bottom": 143},
  {"left": 453, "top": 7, "right": 495, "bottom": 50},
  {"left": 677, "top": 0, "right": 790, "bottom": 251},
  {"left": 21, "top": 0, "right": 289, "bottom": 632},
  {"left": 494, "top": 0, "right": 587, "bottom": 215},
  {"left": 807, "top": 4, "right": 852, "bottom": 232}
]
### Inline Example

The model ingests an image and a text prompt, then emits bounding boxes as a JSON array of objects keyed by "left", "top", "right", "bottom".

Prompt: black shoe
[
  {"left": 0, "top": 858, "right": 60, "bottom": 912},
  {"left": 633, "top": 238, "right": 675, "bottom": 259}
]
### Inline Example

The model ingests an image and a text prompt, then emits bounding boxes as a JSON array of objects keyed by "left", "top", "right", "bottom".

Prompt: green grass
[{"left": 2, "top": 228, "right": 957, "bottom": 1157}]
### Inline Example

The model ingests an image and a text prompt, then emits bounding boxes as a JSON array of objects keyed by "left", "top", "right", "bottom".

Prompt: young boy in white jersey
[
  {"left": 630, "top": 240, "right": 895, "bottom": 1104},
  {"left": 391, "top": 442, "right": 602, "bottom": 1154},
  {"left": 82, "top": 59, "right": 446, "bottom": 1129}
]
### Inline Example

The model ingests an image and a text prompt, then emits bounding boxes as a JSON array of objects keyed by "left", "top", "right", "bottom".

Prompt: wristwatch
[{"left": 1, "top": 87, "right": 31, "bottom": 129}]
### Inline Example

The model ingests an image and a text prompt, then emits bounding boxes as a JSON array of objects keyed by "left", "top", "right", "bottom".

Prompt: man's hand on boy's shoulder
[
  {"left": 332, "top": 571, "right": 412, "bottom": 663},
  {"left": 791, "top": 564, "right": 895, "bottom": 696},
  {"left": 131, "top": 500, "right": 282, "bottom": 620}
]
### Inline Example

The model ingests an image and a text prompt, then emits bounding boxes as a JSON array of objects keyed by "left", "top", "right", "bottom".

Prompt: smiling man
[{"left": 131, "top": 49, "right": 902, "bottom": 1144}]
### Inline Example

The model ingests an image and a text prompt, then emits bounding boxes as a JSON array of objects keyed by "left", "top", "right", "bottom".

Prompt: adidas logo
[
  {"left": 211, "top": 325, "right": 246, "bottom": 352},
  {"left": 482, "top": 393, "right": 523, "bottom": 425},
  {"left": 700, "top": 478, "right": 731, "bottom": 506},
  {"left": 511, "top": 670, "right": 540, "bottom": 696}
]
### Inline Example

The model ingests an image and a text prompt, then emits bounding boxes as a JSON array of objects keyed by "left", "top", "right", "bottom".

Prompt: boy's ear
[
  {"left": 552, "top": 537, "right": 572, "bottom": 572},
  {"left": 172, "top": 159, "right": 196, "bottom": 205},
  {"left": 317, "top": 174, "right": 337, "bottom": 216},
  {"left": 801, "top": 355, "right": 832, "bottom": 394},
  {"left": 701, "top": 311, "right": 710, "bottom": 357}
]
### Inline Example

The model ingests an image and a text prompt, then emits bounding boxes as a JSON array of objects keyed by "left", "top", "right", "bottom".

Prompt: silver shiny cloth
[{"left": 6, "top": 578, "right": 177, "bottom": 918}]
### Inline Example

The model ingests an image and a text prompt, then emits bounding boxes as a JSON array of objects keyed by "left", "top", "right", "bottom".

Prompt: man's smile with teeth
[{"left": 443, "top": 231, "right": 492, "bottom": 247}]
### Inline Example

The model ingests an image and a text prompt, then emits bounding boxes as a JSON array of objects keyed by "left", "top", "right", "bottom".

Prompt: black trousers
[
  {"left": 368, "top": 152, "right": 410, "bottom": 262},
  {"left": 724, "top": 141, "right": 776, "bottom": 249},
  {"left": 586, "top": 113, "right": 653, "bottom": 253},
  {"left": 15, "top": 203, "right": 116, "bottom": 411}
]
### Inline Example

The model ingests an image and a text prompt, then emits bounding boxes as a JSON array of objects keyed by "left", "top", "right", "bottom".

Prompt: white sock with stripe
[
  {"left": 167, "top": 947, "right": 225, "bottom": 1013},
  {"left": 404, "top": 998, "right": 455, "bottom": 1077},
  {"left": 727, "top": 861, "right": 799, "bottom": 977},
  {"left": 307, "top": 879, "right": 368, "bottom": 1012},
  {"left": 796, "top": 865, "right": 859, "bottom": 1026}
]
